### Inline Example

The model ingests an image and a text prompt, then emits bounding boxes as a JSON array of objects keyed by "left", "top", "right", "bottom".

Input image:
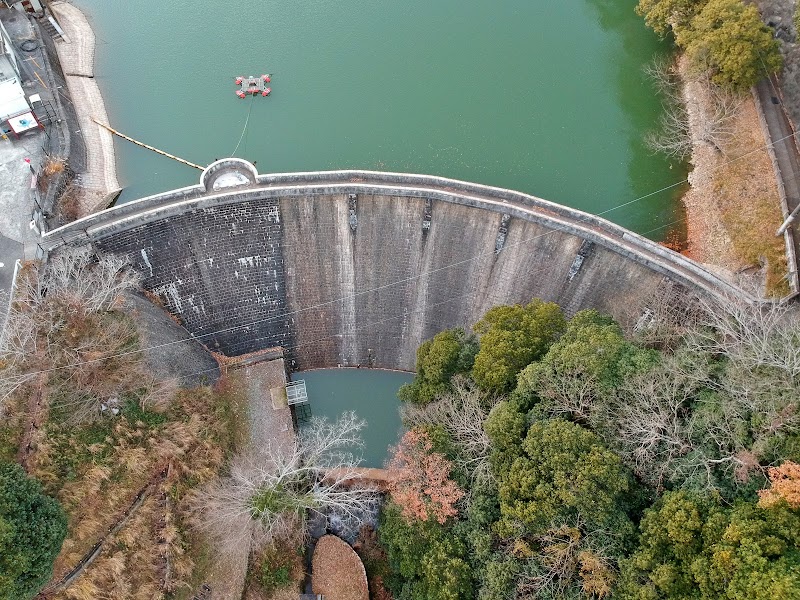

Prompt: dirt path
[
  {"left": 17, "top": 369, "right": 48, "bottom": 471},
  {"left": 679, "top": 58, "right": 788, "bottom": 294},
  {"left": 37, "top": 461, "right": 170, "bottom": 598},
  {"left": 202, "top": 355, "right": 294, "bottom": 600}
]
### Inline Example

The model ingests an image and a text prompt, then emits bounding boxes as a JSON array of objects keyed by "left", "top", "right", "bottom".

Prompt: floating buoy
[{"left": 234, "top": 75, "right": 272, "bottom": 98}]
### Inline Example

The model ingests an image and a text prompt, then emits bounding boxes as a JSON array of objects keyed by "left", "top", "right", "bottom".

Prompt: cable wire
[
  {"left": 230, "top": 94, "right": 255, "bottom": 157},
  {"left": 17, "top": 106, "right": 800, "bottom": 378}
]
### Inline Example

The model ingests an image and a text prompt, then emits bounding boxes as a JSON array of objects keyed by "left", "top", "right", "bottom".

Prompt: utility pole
[{"left": 776, "top": 202, "right": 800, "bottom": 237}]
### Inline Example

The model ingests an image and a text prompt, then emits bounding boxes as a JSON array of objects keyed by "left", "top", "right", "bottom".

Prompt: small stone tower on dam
[{"left": 42, "top": 159, "right": 748, "bottom": 371}]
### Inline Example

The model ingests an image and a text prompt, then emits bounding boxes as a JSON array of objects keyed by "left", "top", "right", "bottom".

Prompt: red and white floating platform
[{"left": 235, "top": 74, "right": 272, "bottom": 98}]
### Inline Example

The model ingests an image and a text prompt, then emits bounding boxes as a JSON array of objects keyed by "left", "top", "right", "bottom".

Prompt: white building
[{"left": 0, "top": 14, "right": 40, "bottom": 138}]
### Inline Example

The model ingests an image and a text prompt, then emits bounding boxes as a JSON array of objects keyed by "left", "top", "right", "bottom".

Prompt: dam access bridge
[{"left": 41, "top": 159, "right": 761, "bottom": 371}]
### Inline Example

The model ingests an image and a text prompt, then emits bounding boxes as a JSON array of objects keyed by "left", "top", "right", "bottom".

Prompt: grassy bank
[{"left": 679, "top": 60, "right": 789, "bottom": 296}]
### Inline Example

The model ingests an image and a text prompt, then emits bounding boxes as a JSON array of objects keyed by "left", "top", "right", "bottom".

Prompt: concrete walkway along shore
[{"left": 50, "top": 1, "right": 120, "bottom": 215}]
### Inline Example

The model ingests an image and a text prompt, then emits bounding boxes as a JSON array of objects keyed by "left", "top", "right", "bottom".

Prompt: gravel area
[
  {"left": 121, "top": 290, "right": 220, "bottom": 386},
  {"left": 312, "top": 535, "right": 369, "bottom": 600},
  {"left": 243, "top": 358, "right": 294, "bottom": 455}
]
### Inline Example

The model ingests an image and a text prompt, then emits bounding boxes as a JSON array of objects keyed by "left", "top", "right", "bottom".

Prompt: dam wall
[{"left": 42, "top": 165, "right": 750, "bottom": 371}]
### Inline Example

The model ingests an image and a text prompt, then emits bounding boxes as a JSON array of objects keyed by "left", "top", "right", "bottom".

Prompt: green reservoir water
[
  {"left": 74, "top": 0, "right": 684, "bottom": 237},
  {"left": 298, "top": 369, "right": 412, "bottom": 467}
]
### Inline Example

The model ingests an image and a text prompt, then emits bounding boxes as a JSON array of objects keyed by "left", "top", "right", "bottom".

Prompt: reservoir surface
[
  {"left": 297, "top": 369, "right": 412, "bottom": 467},
  {"left": 73, "top": 0, "right": 682, "bottom": 237}
]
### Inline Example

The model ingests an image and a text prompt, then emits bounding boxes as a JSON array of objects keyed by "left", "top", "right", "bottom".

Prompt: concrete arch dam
[{"left": 42, "top": 161, "right": 748, "bottom": 371}]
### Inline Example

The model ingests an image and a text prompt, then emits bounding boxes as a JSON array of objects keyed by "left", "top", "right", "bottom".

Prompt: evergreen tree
[
  {"left": 0, "top": 462, "right": 67, "bottom": 600},
  {"left": 617, "top": 491, "right": 800, "bottom": 599},
  {"left": 399, "top": 328, "right": 478, "bottom": 405},
  {"left": 472, "top": 300, "right": 565, "bottom": 394},
  {"left": 678, "top": 0, "right": 781, "bottom": 91}
]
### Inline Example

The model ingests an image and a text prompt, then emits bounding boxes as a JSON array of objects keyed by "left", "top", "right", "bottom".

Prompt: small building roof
[
  {"left": 0, "top": 53, "right": 16, "bottom": 83},
  {"left": 0, "top": 77, "right": 28, "bottom": 121}
]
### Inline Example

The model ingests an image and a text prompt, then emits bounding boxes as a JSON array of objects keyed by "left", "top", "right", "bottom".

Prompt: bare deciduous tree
[
  {"left": 400, "top": 375, "right": 497, "bottom": 483},
  {"left": 611, "top": 291, "right": 800, "bottom": 491},
  {"left": 36, "top": 247, "right": 141, "bottom": 316},
  {"left": 515, "top": 519, "right": 617, "bottom": 600},
  {"left": 629, "top": 280, "right": 702, "bottom": 350},
  {"left": 610, "top": 354, "right": 702, "bottom": 489},
  {"left": 0, "top": 246, "right": 148, "bottom": 421},
  {"left": 192, "top": 412, "right": 379, "bottom": 555},
  {"left": 643, "top": 58, "right": 743, "bottom": 159},
  {"left": 689, "top": 293, "right": 800, "bottom": 379}
]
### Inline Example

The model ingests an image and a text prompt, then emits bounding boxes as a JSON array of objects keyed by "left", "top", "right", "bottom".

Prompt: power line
[{"left": 18, "top": 101, "right": 800, "bottom": 378}]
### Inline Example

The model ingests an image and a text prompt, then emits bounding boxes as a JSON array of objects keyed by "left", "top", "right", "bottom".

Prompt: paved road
[
  {"left": 755, "top": 77, "right": 800, "bottom": 276},
  {"left": 0, "top": 128, "right": 41, "bottom": 306},
  {"left": 0, "top": 8, "right": 60, "bottom": 314}
]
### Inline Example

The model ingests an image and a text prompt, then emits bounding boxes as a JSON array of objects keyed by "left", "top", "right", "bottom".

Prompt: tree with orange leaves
[
  {"left": 386, "top": 429, "right": 464, "bottom": 524},
  {"left": 758, "top": 461, "right": 800, "bottom": 509}
]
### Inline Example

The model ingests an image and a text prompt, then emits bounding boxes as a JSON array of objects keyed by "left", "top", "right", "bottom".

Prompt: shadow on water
[{"left": 584, "top": 0, "right": 689, "bottom": 244}]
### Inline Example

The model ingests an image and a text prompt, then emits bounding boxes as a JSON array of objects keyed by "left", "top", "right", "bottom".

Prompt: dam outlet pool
[{"left": 297, "top": 369, "right": 413, "bottom": 468}]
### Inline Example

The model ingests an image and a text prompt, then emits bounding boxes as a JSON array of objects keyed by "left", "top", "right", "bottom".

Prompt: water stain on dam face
[
  {"left": 73, "top": 0, "right": 683, "bottom": 237},
  {"left": 47, "top": 169, "right": 737, "bottom": 372}
]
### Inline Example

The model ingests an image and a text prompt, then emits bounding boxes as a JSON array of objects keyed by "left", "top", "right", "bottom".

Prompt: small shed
[{"left": 0, "top": 19, "right": 40, "bottom": 138}]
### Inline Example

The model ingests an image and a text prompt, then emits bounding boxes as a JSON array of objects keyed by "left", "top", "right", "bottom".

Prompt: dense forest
[{"left": 373, "top": 295, "right": 800, "bottom": 599}]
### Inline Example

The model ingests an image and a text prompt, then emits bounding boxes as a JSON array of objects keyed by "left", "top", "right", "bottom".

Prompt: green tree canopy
[
  {"left": 476, "top": 555, "right": 520, "bottom": 600},
  {"left": 484, "top": 400, "right": 527, "bottom": 474},
  {"left": 636, "top": 0, "right": 709, "bottom": 37},
  {"left": 513, "top": 310, "right": 641, "bottom": 424},
  {"left": 677, "top": 0, "right": 782, "bottom": 91},
  {"left": 379, "top": 501, "right": 472, "bottom": 600},
  {"left": 472, "top": 300, "right": 565, "bottom": 394},
  {"left": 617, "top": 491, "right": 800, "bottom": 599},
  {"left": 494, "top": 419, "right": 637, "bottom": 549},
  {"left": 399, "top": 328, "right": 478, "bottom": 405},
  {"left": 0, "top": 462, "right": 67, "bottom": 600}
]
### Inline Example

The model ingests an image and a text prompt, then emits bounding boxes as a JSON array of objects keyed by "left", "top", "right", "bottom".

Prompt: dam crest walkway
[{"left": 42, "top": 167, "right": 758, "bottom": 305}]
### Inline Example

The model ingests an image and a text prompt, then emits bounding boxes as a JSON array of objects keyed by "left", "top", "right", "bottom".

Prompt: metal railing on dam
[{"left": 42, "top": 166, "right": 754, "bottom": 306}]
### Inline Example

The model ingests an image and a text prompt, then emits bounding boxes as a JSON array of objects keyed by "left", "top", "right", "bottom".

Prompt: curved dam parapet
[{"left": 42, "top": 161, "right": 750, "bottom": 371}]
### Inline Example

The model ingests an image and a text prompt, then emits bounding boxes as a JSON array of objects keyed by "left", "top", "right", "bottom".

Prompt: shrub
[{"left": 0, "top": 462, "right": 67, "bottom": 600}]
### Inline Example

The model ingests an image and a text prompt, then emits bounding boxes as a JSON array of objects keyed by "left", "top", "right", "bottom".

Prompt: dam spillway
[{"left": 42, "top": 160, "right": 748, "bottom": 371}]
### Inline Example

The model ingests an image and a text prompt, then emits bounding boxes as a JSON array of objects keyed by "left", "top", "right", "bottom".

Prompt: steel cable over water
[
  {"left": 230, "top": 94, "right": 255, "bottom": 158},
  {"left": 23, "top": 125, "right": 800, "bottom": 378}
]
